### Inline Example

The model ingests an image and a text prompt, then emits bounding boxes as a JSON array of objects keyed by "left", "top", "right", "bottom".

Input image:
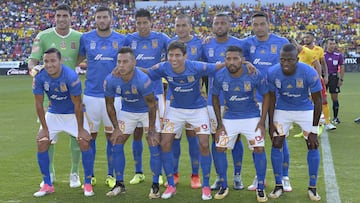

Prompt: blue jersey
[
  {"left": 166, "top": 35, "right": 203, "bottom": 100},
  {"left": 125, "top": 32, "right": 170, "bottom": 95},
  {"left": 32, "top": 65, "right": 82, "bottom": 114},
  {"left": 202, "top": 36, "right": 245, "bottom": 106},
  {"left": 148, "top": 60, "right": 217, "bottom": 109},
  {"left": 79, "top": 30, "right": 126, "bottom": 97},
  {"left": 104, "top": 68, "right": 154, "bottom": 113},
  {"left": 213, "top": 67, "right": 268, "bottom": 119},
  {"left": 267, "top": 62, "right": 322, "bottom": 111},
  {"left": 242, "top": 34, "right": 289, "bottom": 102}
]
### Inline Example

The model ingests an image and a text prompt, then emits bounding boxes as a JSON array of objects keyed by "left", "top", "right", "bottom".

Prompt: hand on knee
[{"left": 272, "top": 136, "right": 284, "bottom": 149}]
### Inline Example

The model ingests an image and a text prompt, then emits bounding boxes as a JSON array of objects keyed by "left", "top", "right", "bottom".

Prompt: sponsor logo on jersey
[
  {"left": 229, "top": 95, "right": 249, "bottom": 101},
  {"left": 174, "top": 87, "right": 193, "bottom": 92},
  {"left": 296, "top": 79, "right": 304, "bottom": 88},
  {"left": 94, "top": 54, "right": 114, "bottom": 61},
  {"left": 136, "top": 54, "right": 155, "bottom": 60},
  {"left": 253, "top": 58, "right": 272, "bottom": 66}
]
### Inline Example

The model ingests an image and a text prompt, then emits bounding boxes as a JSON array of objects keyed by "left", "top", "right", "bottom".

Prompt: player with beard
[{"left": 77, "top": 6, "right": 126, "bottom": 189}]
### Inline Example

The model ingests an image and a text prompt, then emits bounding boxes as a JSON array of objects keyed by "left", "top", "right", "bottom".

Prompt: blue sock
[
  {"left": 215, "top": 150, "right": 228, "bottom": 188},
  {"left": 253, "top": 151, "right": 267, "bottom": 190},
  {"left": 172, "top": 138, "right": 181, "bottom": 174},
  {"left": 113, "top": 144, "right": 125, "bottom": 182},
  {"left": 200, "top": 154, "right": 212, "bottom": 187},
  {"left": 307, "top": 149, "right": 320, "bottom": 187},
  {"left": 106, "top": 139, "right": 114, "bottom": 176},
  {"left": 82, "top": 148, "right": 94, "bottom": 184},
  {"left": 232, "top": 139, "right": 244, "bottom": 175},
  {"left": 162, "top": 151, "right": 175, "bottom": 186},
  {"left": 90, "top": 139, "right": 96, "bottom": 176},
  {"left": 282, "top": 139, "right": 290, "bottom": 177},
  {"left": 271, "top": 147, "right": 283, "bottom": 185},
  {"left": 187, "top": 135, "right": 200, "bottom": 175},
  {"left": 37, "top": 151, "right": 52, "bottom": 186},
  {"left": 149, "top": 146, "right": 161, "bottom": 183},
  {"left": 211, "top": 141, "right": 219, "bottom": 174},
  {"left": 132, "top": 140, "right": 143, "bottom": 173}
]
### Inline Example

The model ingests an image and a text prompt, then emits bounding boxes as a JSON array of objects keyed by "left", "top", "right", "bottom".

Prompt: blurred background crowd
[{"left": 0, "top": 0, "right": 359, "bottom": 62}]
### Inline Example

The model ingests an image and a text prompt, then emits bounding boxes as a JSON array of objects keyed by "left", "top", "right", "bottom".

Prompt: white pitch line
[{"left": 321, "top": 129, "right": 341, "bottom": 203}]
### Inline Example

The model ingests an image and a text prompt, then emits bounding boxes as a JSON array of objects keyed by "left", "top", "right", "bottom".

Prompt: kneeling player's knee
[{"left": 272, "top": 136, "right": 284, "bottom": 149}]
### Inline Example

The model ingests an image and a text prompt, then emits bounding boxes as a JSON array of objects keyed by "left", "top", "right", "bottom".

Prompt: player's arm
[
  {"left": 268, "top": 91, "right": 278, "bottom": 139},
  {"left": 307, "top": 90, "right": 322, "bottom": 149},
  {"left": 28, "top": 58, "right": 41, "bottom": 77},
  {"left": 212, "top": 93, "right": 224, "bottom": 143},
  {"left": 77, "top": 55, "right": 86, "bottom": 66},
  {"left": 320, "top": 57, "right": 328, "bottom": 84},
  {"left": 34, "top": 94, "right": 47, "bottom": 131},
  {"left": 105, "top": 96, "right": 119, "bottom": 131},
  {"left": 312, "top": 59, "right": 322, "bottom": 77},
  {"left": 338, "top": 64, "right": 345, "bottom": 87},
  {"left": 71, "top": 94, "right": 91, "bottom": 143},
  {"left": 144, "top": 93, "right": 157, "bottom": 132},
  {"left": 214, "top": 62, "right": 225, "bottom": 70}
]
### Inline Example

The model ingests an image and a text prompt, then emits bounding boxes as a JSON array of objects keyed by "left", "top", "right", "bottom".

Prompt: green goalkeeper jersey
[{"left": 29, "top": 28, "right": 82, "bottom": 69}]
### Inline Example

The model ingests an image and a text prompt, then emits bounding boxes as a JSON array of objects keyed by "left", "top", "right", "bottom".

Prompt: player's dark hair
[
  {"left": 56, "top": 4, "right": 72, "bottom": 16},
  {"left": 95, "top": 6, "right": 113, "bottom": 18},
  {"left": 226, "top": 46, "right": 243, "bottom": 56},
  {"left": 327, "top": 38, "right": 337, "bottom": 43},
  {"left": 118, "top": 47, "right": 135, "bottom": 57},
  {"left": 305, "top": 31, "right": 315, "bottom": 37},
  {"left": 167, "top": 41, "right": 187, "bottom": 55},
  {"left": 176, "top": 14, "right": 192, "bottom": 26},
  {"left": 135, "top": 9, "right": 151, "bottom": 21},
  {"left": 251, "top": 11, "right": 269, "bottom": 22},
  {"left": 44, "top": 48, "right": 62, "bottom": 60},
  {"left": 281, "top": 44, "right": 298, "bottom": 54}
]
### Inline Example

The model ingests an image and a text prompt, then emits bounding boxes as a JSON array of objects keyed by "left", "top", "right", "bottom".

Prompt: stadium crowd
[{"left": 0, "top": 0, "right": 359, "bottom": 62}]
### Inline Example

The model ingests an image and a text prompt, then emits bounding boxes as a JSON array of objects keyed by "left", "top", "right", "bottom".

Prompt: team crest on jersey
[
  {"left": 234, "top": 86, "right": 240, "bottom": 91},
  {"left": 116, "top": 86, "right": 121, "bottom": 94},
  {"left": 131, "top": 41, "right": 137, "bottom": 49},
  {"left": 296, "top": 79, "right": 304, "bottom": 88},
  {"left": 271, "top": 45, "right": 277, "bottom": 54},
  {"left": 90, "top": 41, "right": 96, "bottom": 49},
  {"left": 191, "top": 47, "right": 197, "bottom": 55},
  {"left": 71, "top": 42, "right": 76, "bottom": 49},
  {"left": 60, "top": 82, "right": 68, "bottom": 92},
  {"left": 209, "top": 48, "right": 214, "bottom": 57},
  {"left": 131, "top": 85, "right": 138, "bottom": 94},
  {"left": 60, "top": 41, "right": 66, "bottom": 49},
  {"left": 250, "top": 45, "right": 256, "bottom": 53},
  {"left": 152, "top": 40, "right": 158, "bottom": 48},
  {"left": 167, "top": 76, "right": 173, "bottom": 82},
  {"left": 187, "top": 76, "right": 195, "bottom": 82},
  {"left": 222, "top": 82, "right": 229, "bottom": 91},
  {"left": 244, "top": 81, "right": 251, "bottom": 92},
  {"left": 275, "top": 79, "right": 281, "bottom": 88},
  {"left": 112, "top": 41, "right": 118, "bottom": 49},
  {"left": 44, "top": 81, "right": 49, "bottom": 92}
]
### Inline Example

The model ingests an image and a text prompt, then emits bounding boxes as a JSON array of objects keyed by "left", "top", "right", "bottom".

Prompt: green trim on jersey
[{"left": 29, "top": 28, "right": 82, "bottom": 69}]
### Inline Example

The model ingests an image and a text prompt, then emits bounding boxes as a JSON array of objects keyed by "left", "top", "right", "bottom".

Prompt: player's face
[
  {"left": 225, "top": 51, "right": 243, "bottom": 74},
  {"left": 55, "top": 10, "right": 71, "bottom": 31},
  {"left": 251, "top": 16, "right": 269, "bottom": 39},
  {"left": 280, "top": 50, "right": 298, "bottom": 75},
  {"left": 175, "top": 18, "right": 192, "bottom": 39},
  {"left": 167, "top": 48, "right": 186, "bottom": 71},
  {"left": 136, "top": 17, "right": 151, "bottom": 37},
  {"left": 303, "top": 34, "right": 314, "bottom": 46},
  {"left": 212, "top": 16, "right": 230, "bottom": 38},
  {"left": 43, "top": 52, "right": 62, "bottom": 78},
  {"left": 326, "top": 40, "right": 336, "bottom": 52},
  {"left": 95, "top": 11, "right": 112, "bottom": 32},
  {"left": 115, "top": 53, "right": 136, "bottom": 77}
]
